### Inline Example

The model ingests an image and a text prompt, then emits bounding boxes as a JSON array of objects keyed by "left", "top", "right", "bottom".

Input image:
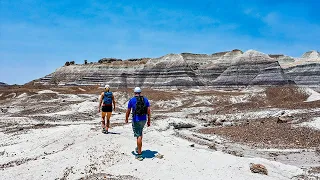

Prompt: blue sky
[{"left": 0, "top": 0, "right": 319, "bottom": 85}]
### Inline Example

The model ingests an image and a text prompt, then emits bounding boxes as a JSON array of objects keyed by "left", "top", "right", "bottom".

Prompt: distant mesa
[
  {"left": 33, "top": 49, "right": 319, "bottom": 88},
  {"left": 0, "top": 82, "right": 8, "bottom": 86}
]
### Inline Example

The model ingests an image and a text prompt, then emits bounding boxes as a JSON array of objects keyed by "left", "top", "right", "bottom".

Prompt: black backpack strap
[{"left": 135, "top": 95, "right": 144, "bottom": 101}]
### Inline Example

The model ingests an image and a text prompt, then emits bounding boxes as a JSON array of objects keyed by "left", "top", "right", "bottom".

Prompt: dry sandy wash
[{"left": 0, "top": 85, "right": 319, "bottom": 180}]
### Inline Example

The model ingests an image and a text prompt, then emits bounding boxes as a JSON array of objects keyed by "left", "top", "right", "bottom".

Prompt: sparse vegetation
[
  {"left": 265, "top": 85, "right": 308, "bottom": 107},
  {"left": 199, "top": 117, "right": 320, "bottom": 149}
]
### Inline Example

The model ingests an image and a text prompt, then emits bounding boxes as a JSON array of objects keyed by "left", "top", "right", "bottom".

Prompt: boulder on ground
[
  {"left": 170, "top": 122, "right": 195, "bottom": 130},
  {"left": 215, "top": 121, "right": 223, "bottom": 126},
  {"left": 208, "top": 144, "right": 217, "bottom": 150},
  {"left": 277, "top": 116, "right": 292, "bottom": 123},
  {"left": 250, "top": 163, "right": 268, "bottom": 175}
]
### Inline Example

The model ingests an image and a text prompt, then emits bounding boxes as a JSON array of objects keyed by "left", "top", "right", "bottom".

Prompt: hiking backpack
[
  {"left": 134, "top": 96, "right": 148, "bottom": 115},
  {"left": 103, "top": 92, "right": 113, "bottom": 105}
]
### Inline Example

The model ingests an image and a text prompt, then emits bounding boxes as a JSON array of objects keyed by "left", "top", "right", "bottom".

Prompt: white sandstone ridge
[
  {"left": 298, "top": 50, "right": 320, "bottom": 64},
  {"left": 302, "top": 50, "right": 320, "bottom": 59},
  {"left": 280, "top": 50, "right": 320, "bottom": 68},
  {"left": 233, "top": 50, "right": 274, "bottom": 64},
  {"left": 218, "top": 49, "right": 243, "bottom": 61},
  {"left": 275, "top": 56, "right": 295, "bottom": 68},
  {"left": 146, "top": 54, "right": 187, "bottom": 68},
  {"left": 202, "top": 49, "right": 244, "bottom": 69}
]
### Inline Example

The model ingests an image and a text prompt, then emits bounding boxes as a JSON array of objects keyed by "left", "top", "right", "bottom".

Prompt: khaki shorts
[{"left": 132, "top": 120, "right": 146, "bottom": 137}]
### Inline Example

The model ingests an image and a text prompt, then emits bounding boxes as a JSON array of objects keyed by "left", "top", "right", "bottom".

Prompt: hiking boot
[
  {"left": 102, "top": 128, "right": 107, "bottom": 134},
  {"left": 135, "top": 154, "right": 144, "bottom": 161}
]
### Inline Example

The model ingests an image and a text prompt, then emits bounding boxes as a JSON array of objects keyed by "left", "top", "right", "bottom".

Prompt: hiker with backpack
[
  {"left": 98, "top": 85, "right": 116, "bottom": 134},
  {"left": 125, "top": 87, "right": 151, "bottom": 161}
]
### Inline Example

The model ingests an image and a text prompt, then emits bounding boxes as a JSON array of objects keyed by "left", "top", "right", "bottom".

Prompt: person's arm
[
  {"left": 145, "top": 98, "right": 151, "bottom": 127},
  {"left": 125, "top": 99, "right": 132, "bottom": 123},
  {"left": 112, "top": 95, "right": 116, "bottom": 111},
  {"left": 125, "top": 108, "right": 131, "bottom": 123},
  {"left": 98, "top": 92, "right": 103, "bottom": 113},
  {"left": 147, "top": 107, "right": 151, "bottom": 127}
]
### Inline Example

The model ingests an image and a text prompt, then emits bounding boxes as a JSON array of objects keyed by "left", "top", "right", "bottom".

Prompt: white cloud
[
  {"left": 243, "top": 8, "right": 262, "bottom": 18},
  {"left": 261, "top": 12, "right": 320, "bottom": 42},
  {"left": 263, "top": 12, "right": 279, "bottom": 26}
]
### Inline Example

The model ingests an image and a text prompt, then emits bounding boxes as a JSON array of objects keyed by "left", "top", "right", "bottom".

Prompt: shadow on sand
[
  {"left": 107, "top": 131, "right": 121, "bottom": 135},
  {"left": 131, "top": 149, "right": 158, "bottom": 158}
]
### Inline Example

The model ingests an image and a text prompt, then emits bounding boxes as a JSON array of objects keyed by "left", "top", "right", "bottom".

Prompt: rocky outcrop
[
  {"left": 269, "top": 54, "right": 284, "bottom": 59},
  {"left": 250, "top": 163, "right": 268, "bottom": 175},
  {"left": 280, "top": 50, "right": 320, "bottom": 68},
  {"left": 0, "top": 82, "right": 8, "bottom": 86},
  {"left": 212, "top": 61, "right": 290, "bottom": 86},
  {"left": 98, "top": 58, "right": 122, "bottom": 63},
  {"left": 302, "top": 50, "right": 320, "bottom": 59},
  {"left": 36, "top": 49, "right": 320, "bottom": 88},
  {"left": 211, "top": 50, "right": 290, "bottom": 86},
  {"left": 280, "top": 50, "right": 320, "bottom": 87},
  {"left": 284, "top": 63, "right": 320, "bottom": 86},
  {"left": 217, "top": 49, "right": 243, "bottom": 64}
]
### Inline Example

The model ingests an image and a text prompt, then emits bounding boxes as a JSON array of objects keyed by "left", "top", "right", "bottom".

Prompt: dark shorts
[
  {"left": 102, "top": 106, "right": 112, "bottom": 112},
  {"left": 132, "top": 120, "right": 146, "bottom": 137}
]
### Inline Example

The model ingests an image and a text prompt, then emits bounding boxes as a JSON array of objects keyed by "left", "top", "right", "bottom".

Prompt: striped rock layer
[{"left": 37, "top": 50, "right": 320, "bottom": 88}]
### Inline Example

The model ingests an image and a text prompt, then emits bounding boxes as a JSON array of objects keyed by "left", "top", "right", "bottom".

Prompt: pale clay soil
[{"left": 0, "top": 85, "right": 319, "bottom": 180}]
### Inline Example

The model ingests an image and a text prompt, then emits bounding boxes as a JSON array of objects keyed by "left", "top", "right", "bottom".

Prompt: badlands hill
[
  {"left": 36, "top": 50, "right": 320, "bottom": 88},
  {"left": 1, "top": 50, "right": 320, "bottom": 179}
]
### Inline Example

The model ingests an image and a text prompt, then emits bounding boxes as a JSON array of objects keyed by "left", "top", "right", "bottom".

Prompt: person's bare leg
[
  {"left": 106, "top": 112, "right": 112, "bottom": 132},
  {"left": 137, "top": 136, "right": 143, "bottom": 154},
  {"left": 101, "top": 112, "right": 106, "bottom": 129}
]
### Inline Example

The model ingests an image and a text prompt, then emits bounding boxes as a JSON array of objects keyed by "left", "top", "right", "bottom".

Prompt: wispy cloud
[
  {"left": 243, "top": 8, "right": 262, "bottom": 19},
  {"left": 262, "top": 12, "right": 320, "bottom": 41}
]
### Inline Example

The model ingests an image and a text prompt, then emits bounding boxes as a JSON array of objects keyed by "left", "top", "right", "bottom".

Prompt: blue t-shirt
[{"left": 128, "top": 96, "right": 150, "bottom": 122}]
